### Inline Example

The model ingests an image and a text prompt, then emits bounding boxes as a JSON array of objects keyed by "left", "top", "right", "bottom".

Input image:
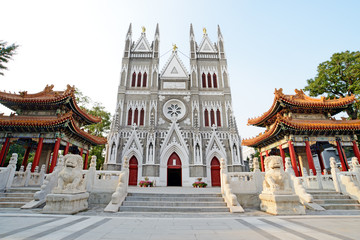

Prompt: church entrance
[
  {"left": 211, "top": 157, "right": 221, "bottom": 187},
  {"left": 128, "top": 156, "right": 138, "bottom": 186},
  {"left": 167, "top": 152, "right": 182, "bottom": 186}
]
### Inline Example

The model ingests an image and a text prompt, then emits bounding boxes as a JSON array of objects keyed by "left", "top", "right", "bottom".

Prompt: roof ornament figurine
[
  {"left": 203, "top": 27, "right": 207, "bottom": 34},
  {"left": 141, "top": 26, "right": 146, "bottom": 33},
  {"left": 172, "top": 44, "right": 178, "bottom": 52}
]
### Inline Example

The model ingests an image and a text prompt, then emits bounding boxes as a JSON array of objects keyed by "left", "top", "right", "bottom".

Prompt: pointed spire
[
  {"left": 190, "top": 23, "right": 194, "bottom": 37},
  {"left": 155, "top": 23, "right": 159, "bottom": 36},
  {"left": 127, "top": 23, "right": 132, "bottom": 36},
  {"left": 217, "top": 24, "right": 223, "bottom": 38}
]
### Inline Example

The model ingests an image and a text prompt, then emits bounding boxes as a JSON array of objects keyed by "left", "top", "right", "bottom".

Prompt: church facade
[{"left": 105, "top": 24, "right": 244, "bottom": 187}]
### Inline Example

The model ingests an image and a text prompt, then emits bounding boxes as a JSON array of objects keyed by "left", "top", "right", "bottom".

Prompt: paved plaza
[{"left": 0, "top": 209, "right": 359, "bottom": 240}]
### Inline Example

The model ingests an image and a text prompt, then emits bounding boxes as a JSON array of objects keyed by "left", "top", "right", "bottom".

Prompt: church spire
[
  {"left": 190, "top": 23, "right": 194, "bottom": 39},
  {"left": 189, "top": 23, "right": 196, "bottom": 59},
  {"left": 155, "top": 23, "right": 159, "bottom": 36},
  {"left": 217, "top": 24, "right": 226, "bottom": 59},
  {"left": 153, "top": 23, "right": 160, "bottom": 58},
  {"left": 127, "top": 23, "right": 132, "bottom": 36},
  {"left": 217, "top": 24, "right": 223, "bottom": 39},
  {"left": 124, "top": 23, "right": 132, "bottom": 58}
]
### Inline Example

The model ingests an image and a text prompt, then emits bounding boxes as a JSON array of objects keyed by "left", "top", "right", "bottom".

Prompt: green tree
[
  {"left": 304, "top": 51, "right": 360, "bottom": 119},
  {"left": 75, "top": 89, "right": 111, "bottom": 169},
  {"left": 0, "top": 41, "right": 19, "bottom": 76}
]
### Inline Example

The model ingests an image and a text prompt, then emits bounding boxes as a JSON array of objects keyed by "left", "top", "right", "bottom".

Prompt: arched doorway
[
  {"left": 211, "top": 157, "right": 221, "bottom": 187},
  {"left": 167, "top": 152, "right": 182, "bottom": 186},
  {"left": 128, "top": 156, "right": 138, "bottom": 186}
]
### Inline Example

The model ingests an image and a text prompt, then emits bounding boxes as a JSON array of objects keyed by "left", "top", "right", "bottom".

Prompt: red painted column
[
  {"left": 352, "top": 140, "right": 360, "bottom": 163},
  {"left": 22, "top": 146, "right": 32, "bottom": 169},
  {"left": 49, "top": 138, "right": 61, "bottom": 173},
  {"left": 336, "top": 140, "right": 349, "bottom": 171},
  {"left": 279, "top": 145, "right": 286, "bottom": 170},
  {"left": 79, "top": 148, "right": 83, "bottom": 156},
  {"left": 316, "top": 149, "right": 325, "bottom": 173},
  {"left": 63, "top": 142, "right": 70, "bottom": 155},
  {"left": 0, "top": 137, "right": 10, "bottom": 166},
  {"left": 260, "top": 153, "right": 265, "bottom": 172},
  {"left": 265, "top": 150, "right": 269, "bottom": 157},
  {"left": 31, "top": 138, "right": 44, "bottom": 172},
  {"left": 83, "top": 152, "right": 89, "bottom": 170},
  {"left": 305, "top": 141, "right": 316, "bottom": 175},
  {"left": 288, "top": 140, "right": 300, "bottom": 177}
]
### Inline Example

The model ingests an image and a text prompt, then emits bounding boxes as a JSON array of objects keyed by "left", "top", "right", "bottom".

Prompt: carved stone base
[
  {"left": 259, "top": 193, "right": 305, "bottom": 215},
  {"left": 43, "top": 192, "right": 89, "bottom": 214}
]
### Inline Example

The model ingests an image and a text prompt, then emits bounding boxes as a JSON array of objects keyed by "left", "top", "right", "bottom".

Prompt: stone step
[
  {"left": 119, "top": 206, "right": 229, "bottom": 212},
  {"left": 0, "top": 202, "right": 27, "bottom": 208},
  {"left": 0, "top": 193, "right": 35, "bottom": 198},
  {"left": 0, "top": 197, "right": 33, "bottom": 202},
  {"left": 314, "top": 199, "right": 359, "bottom": 204},
  {"left": 125, "top": 196, "right": 224, "bottom": 202},
  {"left": 312, "top": 194, "right": 351, "bottom": 200},
  {"left": 306, "top": 190, "right": 338, "bottom": 195},
  {"left": 122, "top": 201, "right": 227, "bottom": 207},
  {"left": 5, "top": 187, "right": 40, "bottom": 193},
  {"left": 127, "top": 193, "right": 222, "bottom": 198},
  {"left": 320, "top": 204, "right": 360, "bottom": 210}
]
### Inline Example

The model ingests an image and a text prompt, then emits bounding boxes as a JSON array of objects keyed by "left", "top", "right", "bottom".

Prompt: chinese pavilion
[
  {"left": 0, "top": 85, "right": 107, "bottom": 172},
  {"left": 242, "top": 88, "right": 360, "bottom": 176}
]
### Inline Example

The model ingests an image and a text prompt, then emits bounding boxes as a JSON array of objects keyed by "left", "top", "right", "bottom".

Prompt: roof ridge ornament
[{"left": 203, "top": 27, "right": 207, "bottom": 35}]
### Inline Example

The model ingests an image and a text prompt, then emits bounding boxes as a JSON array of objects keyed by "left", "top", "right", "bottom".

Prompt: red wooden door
[
  {"left": 167, "top": 152, "right": 182, "bottom": 186},
  {"left": 128, "top": 156, "right": 138, "bottom": 186},
  {"left": 211, "top": 157, "right": 221, "bottom": 187}
]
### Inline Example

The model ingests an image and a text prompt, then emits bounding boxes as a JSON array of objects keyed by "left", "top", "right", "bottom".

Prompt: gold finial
[
  {"left": 203, "top": 27, "right": 207, "bottom": 34},
  {"left": 172, "top": 44, "right": 178, "bottom": 51},
  {"left": 141, "top": 26, "right": 146, "bottom": 33}
]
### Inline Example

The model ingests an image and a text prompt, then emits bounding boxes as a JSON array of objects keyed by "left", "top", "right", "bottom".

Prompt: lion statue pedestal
[
  {"left": 259, "top": 156, "right": 305, "bottom": 215},
  {"left": 43, "top": 154, "right": 89, "bottom": 214}
]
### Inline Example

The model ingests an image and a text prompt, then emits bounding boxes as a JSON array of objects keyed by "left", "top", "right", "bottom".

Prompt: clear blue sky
[{"left": 1, "top": 0, "right": 360, "bottom": 141}]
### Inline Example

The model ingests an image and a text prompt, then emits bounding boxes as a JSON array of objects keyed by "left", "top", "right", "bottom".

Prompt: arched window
[
  {"left": 131, "top": 72, "right": 136, "bottom": 87},
  {"left": 202, "top": 73, "right": 206, "bottom": 88},
  {"left": 216, "top": 109, "right": 221, "bottom": 127},
  {"left": 139, "top": 108, "right": 145, "bottom": 126},
  {"left": 142, "top": 72, "right": 147, "bottom": 87},
  {"left": 207, "top": 73, "right": 212, "bottom": 88},
  {"left": 137, "top": 72, "right": 142, "bottom": 87},
  {"left": 210, "top": 109, "right": 215, "bottom": 126},
  {"left": 204, "top": 109, "right": 209, "bottom": 127},
  {"left": 134, "top": 108, "right": 139, "bottom": 125},
  {"left": 127, "top": 108, "right": 132, "bottom": 125},
  {"left": 213, "top": 73, "right": 218, "bottom": 88}
]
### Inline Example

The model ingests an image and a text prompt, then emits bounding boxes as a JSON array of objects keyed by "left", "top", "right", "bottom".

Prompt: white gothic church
[{"left": 105, "top": 24, "right": 244, "bottom": 187}]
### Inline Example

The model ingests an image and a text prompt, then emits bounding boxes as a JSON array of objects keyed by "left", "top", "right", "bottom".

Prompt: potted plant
[
  {"left": 192, "top": 178, "right": 207, "bottom": 188},
  {"left": 139, "top": 176, "right": 154, "bottom": 187}
]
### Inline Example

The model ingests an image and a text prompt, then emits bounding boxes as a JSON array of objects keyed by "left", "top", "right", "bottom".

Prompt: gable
[
  {"left": 161, "top": 53, "right": 188, "bottom": 79},
  {"left": 198, "top": 36, "right": 216, "bottom": 53},
  {"left": 133, "top": 36, "right": 152, "bottom": 52},
  {"left": 160, "top": 121, "right": 189, "bottom": 154}
]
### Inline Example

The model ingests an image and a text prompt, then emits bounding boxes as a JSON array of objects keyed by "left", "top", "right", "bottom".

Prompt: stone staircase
[
  {"left": 120, "top": 192, "right": 229, "bottom": 213},
  {"left": 307, "top": 190, "right": 360, "bottom": 210},
  {"left": 0, "top": 187, "right": 39, "bottom": 208}
]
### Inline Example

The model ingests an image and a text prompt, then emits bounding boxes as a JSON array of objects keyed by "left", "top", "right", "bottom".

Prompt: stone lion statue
[
  {"left": 53, "top": 154, "right": 85, "bottom": 194},
  {"left": 263, "top": 156, "right": 291, "bottom": 194}
]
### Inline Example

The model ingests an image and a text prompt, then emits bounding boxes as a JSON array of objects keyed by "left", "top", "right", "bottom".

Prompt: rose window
[{"left": 167, "top": 104, "right": 182, "bottom": 117}]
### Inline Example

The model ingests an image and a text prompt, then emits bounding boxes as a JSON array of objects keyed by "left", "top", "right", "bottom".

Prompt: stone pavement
[{"left": 1, "top": 209, "right": 360, "bottom": 240}]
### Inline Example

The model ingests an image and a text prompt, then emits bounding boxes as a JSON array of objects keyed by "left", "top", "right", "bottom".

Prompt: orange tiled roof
[
  {"left": 247, "top": 88, "right": 356, "bottom": 127},
  {"left": 0, "top": 111, "right": 107, "bottom": 145},
  {"left": 0, "top": 85, "right": 101, "bottom": 124},
  {"left": 242, "top": 115, "right": 360, "bottom": 147}
]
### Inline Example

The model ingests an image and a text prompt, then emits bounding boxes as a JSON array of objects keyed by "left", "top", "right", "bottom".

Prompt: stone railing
[
  {"left": 0, "top": 153, "right": 19, "bottom": 191},
  {"left": 220, "top": 158, "right": 244, "bottom": 213},
  {"left": 12, "top": 163, "right": 46, "bottom": 187},
  {"left": 300, "top": 166, "right": 335, "bottom": 191},
  {"left": 104, "top": 157, "right": 129, "bottom": 212}
]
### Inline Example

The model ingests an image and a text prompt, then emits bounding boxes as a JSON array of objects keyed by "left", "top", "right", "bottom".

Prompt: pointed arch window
[
  {"left": 131, "top": 72, "right": 136, "bottom": 87},
  {"left": 134, "top": 108, "right": 139, "bottom": 125},
  {"left": 142, "top": 72, "right": 147, "bottom": 87},
  {"left": 127, "top": 108, "right": 132, "bottom": 125},
  {"left": 216, "top": 109, "right": 221, "bottom": 127},
  {"left": 207, "top": 73, "right": 212, "bottom": 88},
  {"left": 139, "top": 108, "right": 145, "bottom": 126},
  {"left": 202, "top": 73, "right": 206, "bottom": 88},
  {"left": 210, "top": 109, "right": 215, "bottom": 126},
  {"left": 137, "top": 72, "right": 142, "bottom": 87},
  {"left": 213, "top": 73, "right": 218, "bottom": 88},
  {"left": 204, "top": 109, "right": 209, "bottom": 127}
]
